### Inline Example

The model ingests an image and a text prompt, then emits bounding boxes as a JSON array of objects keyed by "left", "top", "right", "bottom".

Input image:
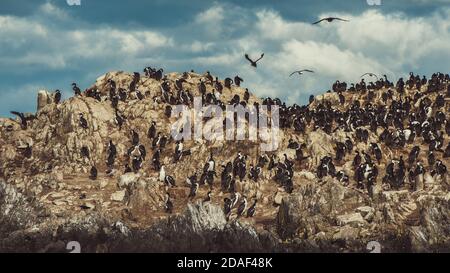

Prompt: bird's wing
[
  {"left": 10, "top": 111, "right": 23, "bottom": 119},
  {"left": 244, "top": 54, "right": 254, "bottom": 63},
  {"left": 334, "top": 17, "right": 349, "bottom": 22},
  {"left": 255, "top": 53, "right": 264, "bottom": 62},
  {"left": 302, "top": 69, "right": 315, "bottom": 73},
  {"left": 312, "top": 18, "right": 326, "bottom": 24},
  {"left": 289, "top": 71, "right": 299, "bottom": 77},
  {"left": 361, "top": 73, "right": 378, "bottom": 79}
]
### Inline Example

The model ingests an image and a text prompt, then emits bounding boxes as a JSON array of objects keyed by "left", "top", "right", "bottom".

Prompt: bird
[
  {"left": 237, "top": 196, "right": 247, "bottom": 217},
  {"left": 160, "top": 166, "right": 176, "bottom": 187},
  {"left": 89, "top": 166, "right": 98, "bottom": 180},
  {"left": 244, "top": 53, "right": 264, "bottom": 67},
  {"left": 165, "top": 193, "right": 173, "bottom": 214},
  {"left": 188, "top": 182, "right": 198, "bottom": 199},
  {"left": 360, "top": 73, "right": 379, "bottom": 80},
  {"left": 203, "top": 191, "right": 212, "bottom": 203},
  {"left": 10, "top": 111, "right": 36, "bottom": 130},
  {"left": 19, "top": 143, "right": 32, "bottom": 158},
  {"left": 78, "top": 113, "right": 88, "bottom": 129},
  {"left": 54, "top": 90, "right": 62, "bottom": 104},
  {"left": 234, "top": 75, "right": 244, "bottom": 87},
  {"left": 246, "top": 200, "right": 257, "bottom": 218},
  {"left": 313, "top": 17, "right": 349, "bottom": 25},
  {"left": 289, "top": 70, "right": 314, "bottom": 77},
  {"left": 114, "top": 110, "right": 125, "bottom": 130},
  {"left": 147, "top": 121, "right": 157, "bottom": 139},
  {"left": 78, "top": 147, "right": 90, "bottom": 161},
  {"left": 223, "top": 198, "right": 232, "bottom": 219},
  {"left": 72, "top": 83, "right": 81, "bottom": 96},
  {"left": 124, "top": 164, "right": 132, "bottom": 174}
]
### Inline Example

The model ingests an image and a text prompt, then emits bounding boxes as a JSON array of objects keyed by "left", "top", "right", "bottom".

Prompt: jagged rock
[
  {"left": 277, "top": 181, "right": 369, "bottom": 239},
  {"left": 118, "top": 173, "right": 140, "bottom": 189},
  {"left": 37, "top": 90, "right": 52, "bottom": 111},
  {"left": 336, "top": 213, "right": 366, "bottom": 227},
  {"left": 111, "top": 190, "right": 126, "bottom": 202}
]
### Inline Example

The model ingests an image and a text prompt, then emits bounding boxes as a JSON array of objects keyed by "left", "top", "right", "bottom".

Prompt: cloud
[
  {"left": 0, "top": 1, "right": 450, "bottom": 116},
  {"left": 0, "top": 3, "right": 172, "bottom": 71}
]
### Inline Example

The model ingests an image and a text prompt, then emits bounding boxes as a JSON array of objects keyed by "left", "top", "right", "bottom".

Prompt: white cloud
[
  {"left": 1, "top": 2, "right": 450, "bottom": 114},
  {"left": 0, "top": 3, "right": 172, "bottom": 70}
]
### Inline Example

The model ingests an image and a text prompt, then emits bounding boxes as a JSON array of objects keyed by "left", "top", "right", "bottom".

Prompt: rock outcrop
[{"left": 0, "top": 70, "right": 449, "bottom": 252}]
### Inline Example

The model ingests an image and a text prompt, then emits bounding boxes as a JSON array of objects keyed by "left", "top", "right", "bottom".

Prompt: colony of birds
[{"left": 0, "top": 17, "right": 449, "bottom": 252}]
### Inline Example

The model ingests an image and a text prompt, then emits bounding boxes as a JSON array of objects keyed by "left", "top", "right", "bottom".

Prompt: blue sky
[{"left": 1, "top": 0, "right": 450, "bottom": 117}]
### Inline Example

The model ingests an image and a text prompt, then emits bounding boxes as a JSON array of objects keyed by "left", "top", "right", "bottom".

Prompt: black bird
[
  {"left": 135, "top": 90, "right": 144, "bottom": 100},
  {"left": 20, "top": 143, "right": 32, "bottom": 158},
  {"left": 188, "top": 182, "right": 199, "bottom": 199},
  {"left": 203, "top": 191, "right": 212, "bottom": 203},
  {"left": 89, "top": 166, "right": 98, "bottom": 180},
  {"left": 54, "top": 90, "right": 62, "bottom": 104},
  {"left": 10, "top": 111, "right": 36, "bottom": 130},
  {"left": 289, "top": 70, "right": 314, "bottom": 77},
  {"left": 147, "top": 121, "right": 156, "bottom": 139},
  {"left": 244, "top": 53, "right": 264, "bottom": 67},
  {"left": 223, "top": 198, "right": 232, "bottom": 219},
  {"left": 72, "top": 83, "right": 81, "bottom": 96},
  {"left": 118, "top": 88, "right": 127, "bottom": 102},
  {"left": 165, "top": 105, "right": 172, "bottom": 118},
  {"left": 124, "top": 164, "right": 132, "bottom": 174},
  {"left": 234, "top": 75, "right": 244, "bottom": 87},
  {"left": 115, "top": 110, "right": 125, "bottom": 130},
  {"left": 79, "top": 205, "right": 91, "bottom": 210},
  {"left": 79, "top": 113, "right": 88, "bottom": 129},
  {"left": 80, "top": 146, "right": 90, "bottom": 159},
  {"left": 165, "top": 194, "right": 173, "bottom": 214},
  {"left": 353, "top": 151, "right": 361, "bottom": 168},
  {"left": 130, "top": 130, "right": 139, "bottom": 146},
  {"left": 246, "top": 200, "right": 257, "bottom": 218},
  {"left": 313, "top": 17, "right": 349, "bottom": 25},
  {"left": 165, "top": 175, "right": 176, "bottom": 187},
  {"left": 237, "top": 196, "right": 247, "bottom": 217},
  {"left": 360, "top": 73, "right": 379, "bottom": 80}
]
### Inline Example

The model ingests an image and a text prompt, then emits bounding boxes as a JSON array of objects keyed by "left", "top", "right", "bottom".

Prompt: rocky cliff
[{"left": 0, "top": 70, "right": 449, "bottom": 252}]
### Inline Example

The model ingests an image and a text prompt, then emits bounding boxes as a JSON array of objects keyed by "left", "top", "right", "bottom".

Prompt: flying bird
[
  {"left": 10, "top": 111, "right": 36, "bottom": 130},
  {"left": 360, "top": 73, "right": 379, "bottom": 80},
  {"left": 289, "top": 69, "right": 315, "bottom": 77},
  {"left": 245, "top": 53, "right": 264, "bottom": 68},
  {"left": 313, "top": 17, "right": 349, "bottom": 25}
]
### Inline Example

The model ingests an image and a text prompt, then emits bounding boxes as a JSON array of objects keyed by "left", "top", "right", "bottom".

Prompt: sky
[{"left": 0, "top": 0, "right": 450, "bottom": 117}]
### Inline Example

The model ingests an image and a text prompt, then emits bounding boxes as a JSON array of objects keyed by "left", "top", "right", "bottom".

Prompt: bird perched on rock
[
  {"left": 79, "top": 113, "right": 88, "bottom": 129},
  {"left": 165, "top": 193, "right": 173, "bottom": 214},
  {"left": 54, "top": 90, "right": 62, "bottom": 104},
  {"left": 89, "top": 166, "right": 98, "bottom": 180},
  {"left": 72, "top": 83, "right": 81, "bottom": 96},
  {"left": 246, "top": 200, "right": 257, "bottom": 218},
  {"left": 237, "top": 196, "right": 247, "bottom": 217}
]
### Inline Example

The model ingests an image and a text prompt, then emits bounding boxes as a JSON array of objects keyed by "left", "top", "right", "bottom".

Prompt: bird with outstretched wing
[
  {"left": 245, "top": 53, "right": 264, "bottom": 67},
  {"left": 289, "top": 69, "right": 315, "bottom": 77},
  {"left": 313, "top": 17, "right": 349, "bottom": 25},
  {"left": 360, "top": 73, "right": 379, "bottom": 80}
]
